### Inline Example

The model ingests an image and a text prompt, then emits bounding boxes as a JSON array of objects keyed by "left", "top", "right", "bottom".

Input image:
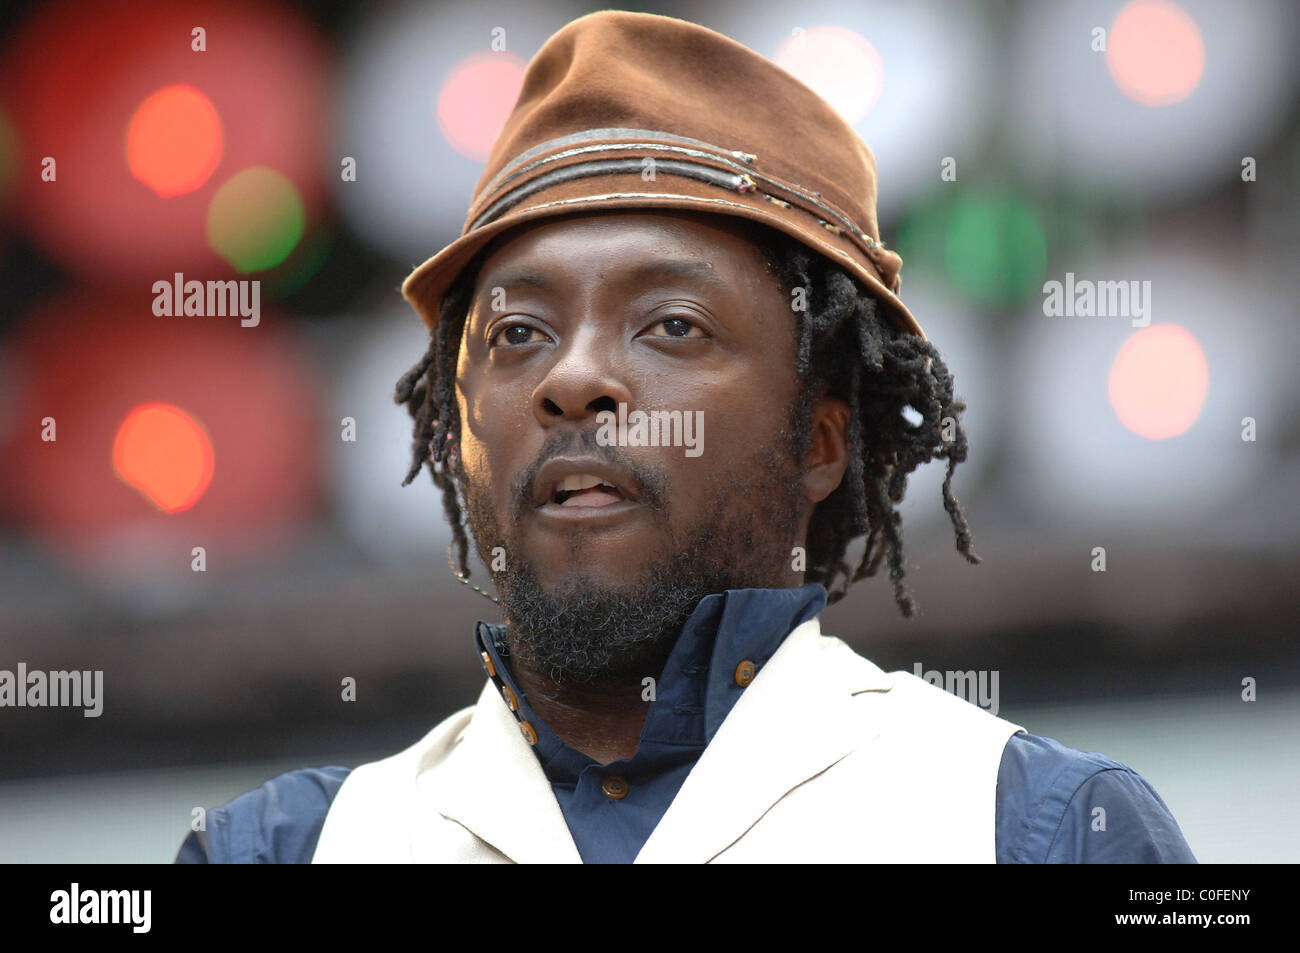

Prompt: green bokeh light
[
  {"left": 206, "top": 166, "right": 305, "bottom": 273},
  {"left": 260, "top": 222, "right": 334, "bottom": 301},
  {"left": 944, "top": 193, "right": 1047, "bottom": 307},
  {"left": 896, "top": 190, "right": 1049, "bottom": 309}
]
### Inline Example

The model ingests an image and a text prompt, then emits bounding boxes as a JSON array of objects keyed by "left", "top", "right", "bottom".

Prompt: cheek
[
  {"left": 455, "top": 378, "right": 526, "bottom": 498},
  {"left": 454, "top": 401, "right": 495, "bottom": 488},
  {"left": 646, "top": 384, "right": 793, "bottom": 514},
  {"left": 663, "top": 372, "right": 789, "bottom": 448},
  {"left": 453, "top": 377, "right": 485, "bottom": 476}
]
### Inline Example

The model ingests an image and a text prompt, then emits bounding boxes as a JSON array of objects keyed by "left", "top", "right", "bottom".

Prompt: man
[{"left": 175, "top": 10, "right": 1195, "bottom": 863}]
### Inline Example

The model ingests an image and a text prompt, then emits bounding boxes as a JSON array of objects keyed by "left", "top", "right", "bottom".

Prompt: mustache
[{"left": 509, "top": 428, "right": 669, "bottom": 521}]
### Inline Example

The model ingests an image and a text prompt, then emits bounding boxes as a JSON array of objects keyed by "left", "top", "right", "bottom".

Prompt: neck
[
  {"left": 512, "top": 665, "right": 655, "bottom": 764},
  {"left": 497, "top": 571, "right": 814, "bottom": 763}
]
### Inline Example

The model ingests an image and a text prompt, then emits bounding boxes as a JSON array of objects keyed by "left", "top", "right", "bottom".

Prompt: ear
[{"left": 802, "top": 395, "right": 851, "bottom": 504}]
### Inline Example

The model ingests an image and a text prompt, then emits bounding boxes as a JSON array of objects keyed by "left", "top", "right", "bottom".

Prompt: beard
[{"left": 457, "top": 398, "right": 813, "bottom": 687}]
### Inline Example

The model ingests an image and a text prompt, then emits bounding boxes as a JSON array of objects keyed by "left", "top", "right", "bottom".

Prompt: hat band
[
  {"left": 474, "top": 126, "right": 752, "bottom": 202},
  {"left": 469, "top": 129, "right": 886, "bottom": 260},
  {"left": 468, "top": 156, "right": 756, "bottom": 231}
]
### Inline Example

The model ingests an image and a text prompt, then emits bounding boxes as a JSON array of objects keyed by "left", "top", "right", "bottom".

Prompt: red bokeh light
[
  {"left": 1107, "top": 0, "right": 1205, "bottom": 107},
  {"left": 112, "top": 403, "right": 216, "bottom": 513},
  {"left": 773, "top": 26, "right": 884, "bottom": 123},
  {"left": 1109, "top": 323, "right": 1209, "bottom": 440},
  {"left": 436, "top": 52, "right": 526, "bottom": 162},
  {"left": 1, "top": 0, "right": 330, "bottom": 283},
  {"left": 4, "top": 290, "right": 324, "bottom": 569},
  {"left": 126, "top": 84, "right": 224, "bottom": 198}
]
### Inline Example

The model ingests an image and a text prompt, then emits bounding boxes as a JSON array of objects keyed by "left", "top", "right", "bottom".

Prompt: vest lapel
[
  {"left": 422, "top": 680, "right": 583, "bottom": 864},
  {"left": 633, "top": 617, "right": 892, "bottom": 863}
]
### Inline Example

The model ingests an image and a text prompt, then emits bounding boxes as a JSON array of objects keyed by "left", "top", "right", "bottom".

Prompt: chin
[{"left": 517, "top": 560, "right": 651, "bottom": 597}]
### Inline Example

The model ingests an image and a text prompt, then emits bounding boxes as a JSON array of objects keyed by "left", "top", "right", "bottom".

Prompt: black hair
[{"left": 394, "top": 222, "right": 978, "bottom": 618}]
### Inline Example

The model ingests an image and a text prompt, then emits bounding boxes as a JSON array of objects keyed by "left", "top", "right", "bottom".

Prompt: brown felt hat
[{"left": 401, "top": 9, "right": 926, "bottom": 341}]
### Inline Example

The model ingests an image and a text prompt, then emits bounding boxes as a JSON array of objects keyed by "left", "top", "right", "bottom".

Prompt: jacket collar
[
  {"left": 472, "top": 584, "right": 829, "bottom": 780},
  {"left": 422, "top": 676, "right": 584, "bottom": 863},
  {"left": 424, "top": 612, "right": 894, "bottom": 863}
]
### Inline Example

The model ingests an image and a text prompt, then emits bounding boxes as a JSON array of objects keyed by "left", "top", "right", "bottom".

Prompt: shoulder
[
  {"left": 174, "top": 765, "right": 352, "bottom": 864},
  {"left": 995, "top": 732, "right": 1197, "bottom": 863},
  {"left": 815, "top": 638, "right": 1025, "bottom": 747},
  {"left": 176, "top": 702, "right": 482, "bottom": 864}
]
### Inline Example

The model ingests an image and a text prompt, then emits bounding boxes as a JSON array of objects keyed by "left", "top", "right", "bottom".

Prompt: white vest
[{"left": 313, "top": 616, "right": 1024, "bottom": 863}]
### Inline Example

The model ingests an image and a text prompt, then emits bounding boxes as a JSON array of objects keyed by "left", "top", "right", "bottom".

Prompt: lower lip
[{"left": 532, "top": 498, "right": 646, "bottom": 527}]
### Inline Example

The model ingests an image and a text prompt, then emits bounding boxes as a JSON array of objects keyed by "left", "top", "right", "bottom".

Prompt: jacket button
[
  {"left": 501, "top": 685, "right": 518, "bottom": 711},
  {"left": 735, "top": 659, "right": 756, "bottom": 687},
  {"left": 480, "top": 651, "right": 496, "bottom": 678},
  {"left": 601, "top": 775, "right": 629, "bottom": 799},
  {"left": 518, "top": 721, "right": 538, "bottom": 745}
]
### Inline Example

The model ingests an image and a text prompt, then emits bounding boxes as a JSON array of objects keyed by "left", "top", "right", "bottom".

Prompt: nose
[
  {"left": 525, "top": 330, "right": 631, "bottom": 426},
  {"left": 532, "top": 327, "right": 634, "bottom": 428}
]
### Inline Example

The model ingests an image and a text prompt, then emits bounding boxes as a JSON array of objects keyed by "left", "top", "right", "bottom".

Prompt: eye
[
  {"left": 489, "top": 323, "right": 548, "bottom": 348},
  {"left": 643, "top": 315, "right": 707, "bottom": 339}
]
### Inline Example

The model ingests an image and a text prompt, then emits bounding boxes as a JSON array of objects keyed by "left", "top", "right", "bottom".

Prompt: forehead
[{"left": 469, "top": 210, "right": 776, "bottom": 288}]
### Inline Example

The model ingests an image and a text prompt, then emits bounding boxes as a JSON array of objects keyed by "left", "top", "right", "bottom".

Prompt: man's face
[{"left": 451, "top": 211, "right": 837, "bottom": 684}]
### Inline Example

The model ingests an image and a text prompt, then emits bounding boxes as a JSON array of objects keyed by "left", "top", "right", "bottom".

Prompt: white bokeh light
[
  {"left": 685, "top": 0, "right": 996, "bottom": 221},
  {"left": 1009, "top": 0, "right": 1299, "bottom": 202},
  {"left": 1007, "top": 240, "right": 1295, "bottom": 524},
  {"left": 332, "top": 0, "right": 585, "bottom": 263}
]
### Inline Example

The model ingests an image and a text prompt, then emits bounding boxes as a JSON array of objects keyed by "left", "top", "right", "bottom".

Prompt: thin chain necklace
[{"left": 446, "top": 539, "right": 501, "bottom": 605}]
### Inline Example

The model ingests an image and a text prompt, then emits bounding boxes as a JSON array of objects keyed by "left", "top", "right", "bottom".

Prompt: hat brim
[{"left": 401, "top": 171, "right": 926, "bottom": 341}]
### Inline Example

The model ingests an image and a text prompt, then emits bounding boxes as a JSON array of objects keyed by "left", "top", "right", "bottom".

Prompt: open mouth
[{"left": 550, "top": 473, "right": 627, "bottom": 508}]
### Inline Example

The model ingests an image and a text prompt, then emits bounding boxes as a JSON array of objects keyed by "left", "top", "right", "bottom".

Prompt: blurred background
[{"left": 0, "top": 0, "right": 1296, "bottom": 862}]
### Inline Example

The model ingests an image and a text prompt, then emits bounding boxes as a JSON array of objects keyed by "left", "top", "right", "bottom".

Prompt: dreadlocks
[{"left": 394, "top": 222, "right": 979, "bottom": 618}]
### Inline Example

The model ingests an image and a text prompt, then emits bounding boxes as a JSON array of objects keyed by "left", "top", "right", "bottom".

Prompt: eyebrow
[{"left": 478, "top": 258, "right": 731, "bottom": 298}]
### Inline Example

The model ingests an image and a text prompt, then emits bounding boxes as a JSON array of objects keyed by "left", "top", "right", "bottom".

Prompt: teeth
[
  {"left": 551, "top": 472, "right": 624, "bottom": 504},
  {"left": 558, "top": 473, "right": 612, "bottom": 493}
]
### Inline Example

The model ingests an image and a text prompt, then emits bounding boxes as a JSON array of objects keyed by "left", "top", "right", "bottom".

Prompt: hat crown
[{"left": 472, "top": 11, "right": 882, "bottom": 242}]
